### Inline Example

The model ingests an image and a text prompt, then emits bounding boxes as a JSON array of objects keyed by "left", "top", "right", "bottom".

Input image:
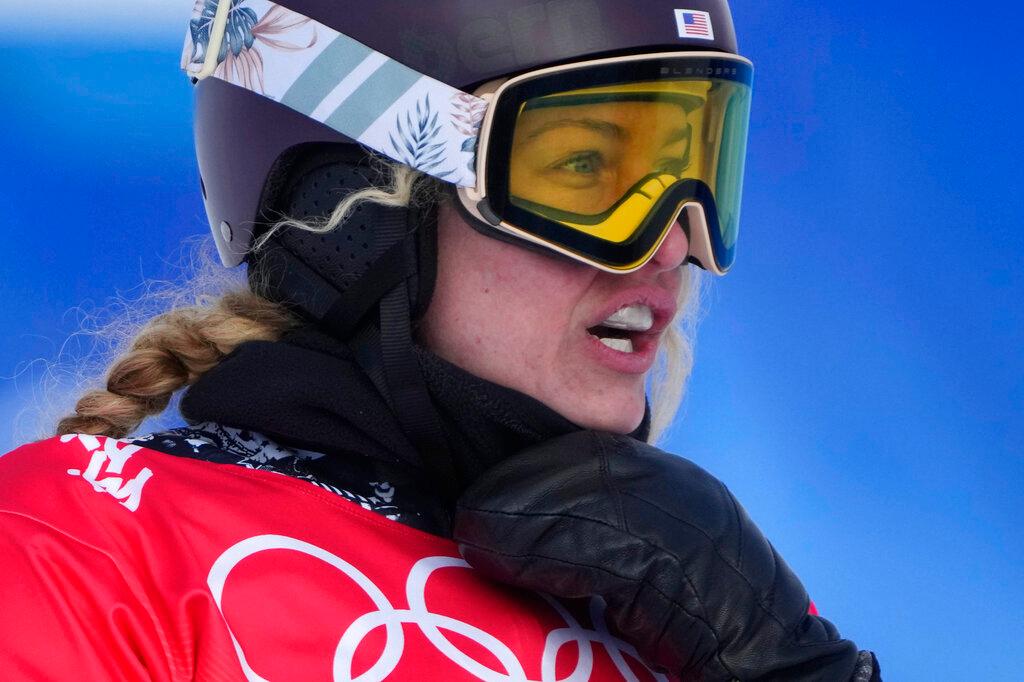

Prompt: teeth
[
  {"left": 601, "top": 304, "right": 653, "bottom": 332},
  {"left": 600, "top": 337, "right": 634, "bottom": 353}
]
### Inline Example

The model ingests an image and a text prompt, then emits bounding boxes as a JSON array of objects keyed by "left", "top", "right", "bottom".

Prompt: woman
[{"left": 0, "top": 0, "right": 880, "bottom": 679}]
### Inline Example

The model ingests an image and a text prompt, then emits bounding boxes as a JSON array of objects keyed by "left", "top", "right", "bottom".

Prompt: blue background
[{"left": 2, "top": 2, "right": 1021, "bottom": 678}]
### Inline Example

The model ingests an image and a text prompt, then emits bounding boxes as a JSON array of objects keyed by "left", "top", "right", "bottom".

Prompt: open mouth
[{"left": 586, "top": 303, "right": 654, "bottom": 354}]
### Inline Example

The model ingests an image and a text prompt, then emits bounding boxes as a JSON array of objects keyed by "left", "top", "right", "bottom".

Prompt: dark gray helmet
[{"left": 190, "top": 0, "right": 741, "bottom": 266}]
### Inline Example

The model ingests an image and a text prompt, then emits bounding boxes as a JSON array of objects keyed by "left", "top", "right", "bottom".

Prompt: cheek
[
  {"left": 420, "top": 208, "right": 592, "bottom": 386},
  {"left": 420, "top": 204, "right": 649, "bottom": 432}
]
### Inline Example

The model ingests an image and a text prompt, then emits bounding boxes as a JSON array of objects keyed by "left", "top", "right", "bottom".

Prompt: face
[{"left": 418, "top": 201, "right": 689, "bottom": 433}]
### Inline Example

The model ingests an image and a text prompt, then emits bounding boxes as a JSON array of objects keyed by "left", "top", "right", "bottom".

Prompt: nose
[{"left": 645, "top": 220, "right": 690, "bottom": 273}]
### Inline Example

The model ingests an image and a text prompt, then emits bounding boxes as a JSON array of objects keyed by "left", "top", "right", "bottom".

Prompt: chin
[{"left": 560, "top": 391, "right": 647, "bottom": 434}]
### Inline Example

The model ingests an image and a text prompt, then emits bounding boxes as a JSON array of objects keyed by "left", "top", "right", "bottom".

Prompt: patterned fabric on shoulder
[{"left": 131, "top": 423, "right": 411, "bottom": 525}]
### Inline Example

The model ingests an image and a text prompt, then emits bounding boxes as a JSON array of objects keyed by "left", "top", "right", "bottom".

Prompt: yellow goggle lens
[{"left": 507, "top": 78, "right": 751, "bottom": 254}]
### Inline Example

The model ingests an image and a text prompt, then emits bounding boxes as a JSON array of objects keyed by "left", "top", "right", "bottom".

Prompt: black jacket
[{"left": 137, "top": 326, "right": 878, "bottom": 681}]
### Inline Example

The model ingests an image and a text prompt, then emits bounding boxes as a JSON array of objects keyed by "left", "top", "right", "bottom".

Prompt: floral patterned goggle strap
[{"left": 181, "top": 0, "right": 487, "bottom": 187}]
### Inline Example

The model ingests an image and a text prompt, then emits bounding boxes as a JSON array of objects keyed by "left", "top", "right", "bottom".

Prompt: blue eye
[{"left": 556, "top": 151, "right": 603, "bottom": 174}]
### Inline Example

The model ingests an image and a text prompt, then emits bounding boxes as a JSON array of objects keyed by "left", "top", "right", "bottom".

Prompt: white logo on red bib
[
  {"left": 63, "top": 434, "right": 153, "bottom": 512},
  {"left": 209, "top": 534, "right": 669, "bottom": 682}
]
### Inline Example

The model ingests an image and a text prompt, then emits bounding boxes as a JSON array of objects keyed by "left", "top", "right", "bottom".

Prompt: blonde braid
[
  {"left": 56, "top": 291, "right": 298, "bottom": 438},
  {"left": 52, "top": 160, "right": 432, "bottom": 442}
]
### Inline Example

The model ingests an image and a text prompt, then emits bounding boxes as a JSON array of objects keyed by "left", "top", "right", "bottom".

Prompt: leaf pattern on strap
[
  {"left": 388, "top": 95, "right": 457, "bottom": 180},
  {"left": 185, "top": 0, "right": 316, "bottom": 94}
]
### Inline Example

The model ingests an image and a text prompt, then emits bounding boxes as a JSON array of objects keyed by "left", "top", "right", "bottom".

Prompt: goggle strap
[{"left": 181, "top": 0, "right": 484, "bottom": 187}]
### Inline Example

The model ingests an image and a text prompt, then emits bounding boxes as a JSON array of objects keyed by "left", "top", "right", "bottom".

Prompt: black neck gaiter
[{"left": 180, "top": 326, "right": 649, "bottom": 528}]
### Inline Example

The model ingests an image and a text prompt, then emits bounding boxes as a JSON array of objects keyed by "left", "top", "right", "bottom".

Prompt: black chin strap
[
  {"left": 246, "top": 144, "right": 455, "bottom": 497},
  {"left": 353, "top": 207, "right": 458, "bottom": 499},
  {"left": 253, "top": 209, "right": 457, "bottom": 500}
]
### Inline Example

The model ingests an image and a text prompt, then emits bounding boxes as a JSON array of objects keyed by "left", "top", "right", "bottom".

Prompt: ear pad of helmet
[{"left": 248, "top": 144, "right": 437, "bottom": 327}]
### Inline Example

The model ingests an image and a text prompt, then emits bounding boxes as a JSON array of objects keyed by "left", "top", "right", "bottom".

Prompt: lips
[
  {"left": 582, "top": 288, "right": 678, "bottom": 374},
  {"left": 588, "top": 304, "right": 652, "bottom": 353}
]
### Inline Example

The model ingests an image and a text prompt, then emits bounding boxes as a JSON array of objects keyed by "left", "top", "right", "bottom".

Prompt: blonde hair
[
  {"left": 56, "top": 163, "right": 702, "bottom": 444},
  {"left": 649, "top": 267, "right": 704, "bottom": 442},
  {"left": 54, "top": 290, "right": 299, "bottom": 439}
]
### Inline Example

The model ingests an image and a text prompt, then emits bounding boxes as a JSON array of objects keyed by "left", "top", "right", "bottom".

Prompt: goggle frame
[{"left": 457, "top": 51, "right": 754, "bottom": 275}]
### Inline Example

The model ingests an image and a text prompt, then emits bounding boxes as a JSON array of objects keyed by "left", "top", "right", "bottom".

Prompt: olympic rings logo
[{"left": 208, "top": 534, "right": 668, "bottom": 682}]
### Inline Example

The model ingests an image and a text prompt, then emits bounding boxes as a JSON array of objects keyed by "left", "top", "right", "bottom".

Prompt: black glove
[{"left": 453, "top": 430, "right": 881, "bottom": 681}]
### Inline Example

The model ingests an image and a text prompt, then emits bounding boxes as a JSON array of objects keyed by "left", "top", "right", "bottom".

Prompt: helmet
[
  {"left": 185, "top": 0, "right": 745, "bottom": 269},
  {"left": 181, "top": 0, "right": 748, "bottom": 488}
]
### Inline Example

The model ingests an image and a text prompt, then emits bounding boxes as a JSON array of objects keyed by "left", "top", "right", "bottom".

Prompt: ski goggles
[
  {"left": 183, "top": 1, "right": 752, "bottom": 273},
  {"left": 458, "top": 53, "right": 754, "bottom": 274}
]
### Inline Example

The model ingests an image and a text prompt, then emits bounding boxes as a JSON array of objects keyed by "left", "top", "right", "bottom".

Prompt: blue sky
[{"left": 2, "top": 2, "right": 1022, "bottom": 679}]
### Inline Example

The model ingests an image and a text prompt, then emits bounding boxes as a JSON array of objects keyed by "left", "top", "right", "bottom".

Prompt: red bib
[{"left": 0, "top": 435, "right": 675, "bottom": 681}]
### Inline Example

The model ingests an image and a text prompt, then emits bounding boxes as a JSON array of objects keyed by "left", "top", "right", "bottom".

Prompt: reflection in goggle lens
[{"left": 506, "top": 78, "right": 750, "bottom": 268}]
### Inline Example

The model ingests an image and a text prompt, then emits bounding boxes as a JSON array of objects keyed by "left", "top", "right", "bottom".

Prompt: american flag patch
[{"left": 675, "top": 9, "right": 715, "bottom": 40}]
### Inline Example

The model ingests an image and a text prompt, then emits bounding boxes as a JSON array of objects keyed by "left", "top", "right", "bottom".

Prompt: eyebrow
[
  {"left": 522, "top": 119, "right": 690, "bottom": 151},
  {"left": 524, "top": 118, "right": 626, "bottom": 142},
  {"left": 661, "top": 126, "right": 691, "bottom": 148}
]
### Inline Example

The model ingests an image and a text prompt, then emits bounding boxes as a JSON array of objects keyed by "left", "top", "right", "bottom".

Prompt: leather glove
[{"left": 453, "top": 430, "right": 881, "bottom": 681}]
